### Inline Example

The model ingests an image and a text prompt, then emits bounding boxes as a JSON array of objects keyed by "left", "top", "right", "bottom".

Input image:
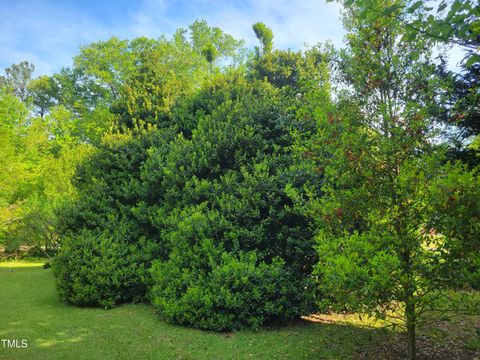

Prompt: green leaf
[
  {"left": 437, "top": 22, "right": 453, "bottom": 38},
  {"left": 384, "top": 5, "right": 401, "bottom": 16},
  {"left": 437, "top": 2, "right": 448, "bottom": 13},
  {"left": 407, "top": 1, "right": 423, "bottom": 14},
  {"left": 465, "top": 54, "right": 480, "bottom": 68},
  {"left": 407, "top": 31, "right": 418, "bottom": 41}
]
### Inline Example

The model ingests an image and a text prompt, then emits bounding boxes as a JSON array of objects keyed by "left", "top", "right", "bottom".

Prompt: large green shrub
[
  {"left": 53, "top": 31, "right": 330, "bottom": 331},
  {"left": 150, "top": 239, "right": 308, "bottom": 331}
]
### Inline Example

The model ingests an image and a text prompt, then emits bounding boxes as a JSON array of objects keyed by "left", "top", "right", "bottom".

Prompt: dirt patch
[{"left": 359, "top": 333, "right": 479, "bottom": 360}]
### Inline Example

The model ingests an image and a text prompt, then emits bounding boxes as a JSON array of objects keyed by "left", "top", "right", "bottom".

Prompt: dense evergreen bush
[
  {"left": 53, "top": 31, "right": 330, "bottom": 330},
  {"left": 150, "top": 239, "right": 309, "bottom": 331}
]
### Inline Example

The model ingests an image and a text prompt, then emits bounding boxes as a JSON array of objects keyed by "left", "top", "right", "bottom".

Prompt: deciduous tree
[{"left": 293, "top": 1, "right": 480, "bottom": 359}]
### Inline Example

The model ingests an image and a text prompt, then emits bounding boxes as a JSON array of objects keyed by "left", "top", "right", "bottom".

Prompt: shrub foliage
[{"left": 53, "top": 27, "right": 329, "bottom": 330}]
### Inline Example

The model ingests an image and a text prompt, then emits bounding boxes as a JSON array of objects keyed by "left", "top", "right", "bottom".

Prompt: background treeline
[{"left": 0, "top": 1, "right": 479, "bottom": 358}]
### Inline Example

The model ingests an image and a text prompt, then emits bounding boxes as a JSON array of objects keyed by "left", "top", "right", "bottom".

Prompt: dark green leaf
[
  {"left": 407, "top": 1, "right": 423, "bottom": 14},
  {"left": 437, "top": 2, "right": 448, "bottom": 13}
]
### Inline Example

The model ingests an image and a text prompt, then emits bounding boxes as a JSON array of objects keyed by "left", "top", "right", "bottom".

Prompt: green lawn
[{"left": 0, "top": 263, "right": 478, "bottom": 359}]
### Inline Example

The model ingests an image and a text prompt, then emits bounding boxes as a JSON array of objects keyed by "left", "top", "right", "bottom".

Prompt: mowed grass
[
  {"left": 1, "top": 263, "right": 478, "bottom": 359},
  {"left": 0, "top": 263, "right": 387, "bottom": 360}
]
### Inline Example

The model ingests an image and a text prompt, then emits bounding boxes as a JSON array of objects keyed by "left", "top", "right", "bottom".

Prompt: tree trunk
[{"left": 406, "top": 299, "right": 416, "bottom": 360}]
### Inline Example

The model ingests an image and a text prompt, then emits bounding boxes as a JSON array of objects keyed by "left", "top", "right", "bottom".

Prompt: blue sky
[
  {"left": 0, "top": 0, "right": 465, "bottom": 77},
  {"left": 0, "top": 0, "right": 346, "bottom": 76}
]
